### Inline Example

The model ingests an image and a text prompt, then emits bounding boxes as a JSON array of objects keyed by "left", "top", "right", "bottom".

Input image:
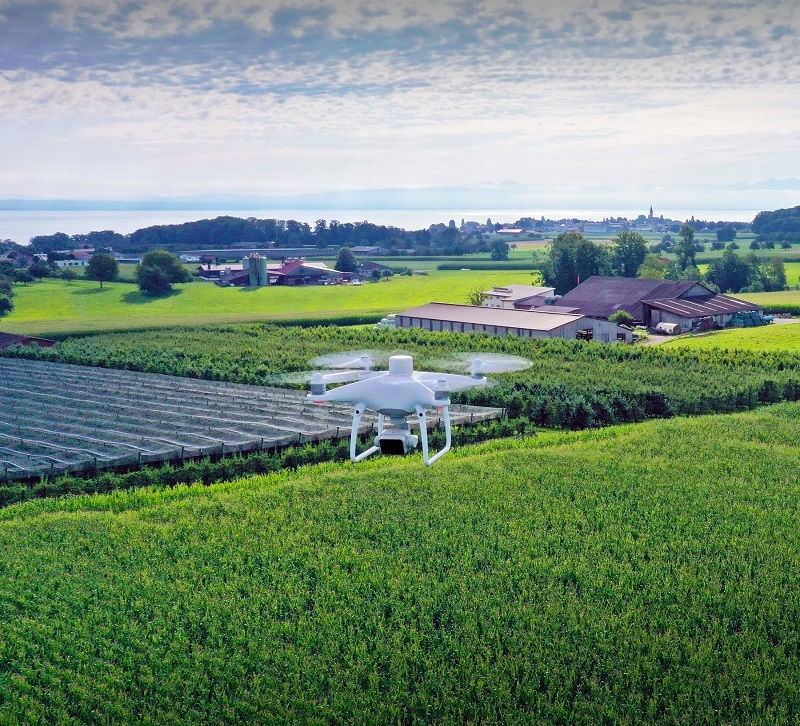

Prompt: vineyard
[
  {"left": 1, "top": 404, "right": 799, "bottom": 723},
  {"left": 0, "top": 358, "right": 500, "bottom": 481},
  {"left": 5, "top": 323, "right": 800, "bottom": 429}
]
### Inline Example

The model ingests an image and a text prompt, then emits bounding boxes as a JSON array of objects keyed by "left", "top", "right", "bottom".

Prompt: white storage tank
[{"left": 655, "top": 322, "right": 682, "bottom": 335}]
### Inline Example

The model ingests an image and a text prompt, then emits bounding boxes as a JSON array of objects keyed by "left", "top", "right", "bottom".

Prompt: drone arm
[
  {"left": 350, "top": 402, "right": 380, "bottom": 463},
  {"left": 416, "top": 404, "right": 451, "bottom": 466}
]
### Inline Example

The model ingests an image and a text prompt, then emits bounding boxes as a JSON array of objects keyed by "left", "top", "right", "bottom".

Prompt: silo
[
  {"left": 258, "top": 256, "right": 269, "bottom": 286},
  {"left": 248, "top": 254, "right": 260, "bottom": 287}
]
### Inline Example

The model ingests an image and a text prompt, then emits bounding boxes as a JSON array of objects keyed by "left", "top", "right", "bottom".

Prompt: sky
[{"left": 1, "top": 0, "right": 799, "bottom": 213}]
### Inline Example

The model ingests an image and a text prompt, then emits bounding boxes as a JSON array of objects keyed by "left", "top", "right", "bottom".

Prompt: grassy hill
[
  {"left": 1, "top": 270, "right": 526, "bottom": 336},
  {"left": 2, "top": 404, "right": 800, "bottom": 723}
]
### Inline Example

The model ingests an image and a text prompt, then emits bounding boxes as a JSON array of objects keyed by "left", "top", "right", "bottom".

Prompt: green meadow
[
  {"left": 1, "top": 404, "right": 800, "bottom": 723},
  {"left": 2, "top": 271, "right": 526, "bottom": 336},
  {"left": 663, "top": 321, "right": 800, "bottom": 353}
]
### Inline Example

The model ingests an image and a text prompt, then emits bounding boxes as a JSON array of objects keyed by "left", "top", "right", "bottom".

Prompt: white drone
[{"left": 304, "top": 351, "right": 530, "bottom": 465}]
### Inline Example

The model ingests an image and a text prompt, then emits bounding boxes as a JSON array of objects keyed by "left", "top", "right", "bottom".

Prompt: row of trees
[
  {"left": 83, "top": 251, "right": 191, "bottom": 294},
  {"left": 544, "top": 229, "right": 686, "bottom": 294},
  {"left": 0, "top": 261, "right": 17, "bottom": 317},
  {"left": 4, "top": 251, "right": 192, "bottom": 297},
  {"left": 545, "top": 226, "right": 788, "bottom": 295},
  {"left": 27, "top": 215, "right": 525, "bottom": 259},
  {"left": 28, "top": 217, "right": 428, "bottom": 256},
  {"left": 752, "top": 205, "right": 800, "bottom": 245}
]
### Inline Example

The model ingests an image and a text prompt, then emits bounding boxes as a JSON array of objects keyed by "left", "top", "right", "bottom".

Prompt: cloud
[{"left": 0, "top": 0, "right": 798, "bottom": 203}]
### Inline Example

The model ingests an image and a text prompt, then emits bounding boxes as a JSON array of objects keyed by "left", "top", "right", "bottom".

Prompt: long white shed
[{"left": 395, "top": 303, "right": 631, "bottom": 342}]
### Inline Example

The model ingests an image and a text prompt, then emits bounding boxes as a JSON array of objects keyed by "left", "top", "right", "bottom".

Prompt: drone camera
[{"left": 376, "top": 429, "right": 419, "bottom": 456}]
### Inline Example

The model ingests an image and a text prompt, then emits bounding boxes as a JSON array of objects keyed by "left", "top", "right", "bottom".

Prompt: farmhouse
[
  {"left": 268, "top": 258, "right": 346, "bottom": 286},
  {"left": 0, "top": 332, "right": 56, "bottom": 349},
  {"left": 356, "top": 260, "right": 393, "bottom": 278},
  {"left": 559, "top": 276, "right": 765, "bottom": 331},
  {"left": 482, "top": 284, "right": 555, "bottom": 309},
  {"left": 197, "top": 263, "right": 245, "bottom": 281},
  {"left": 395, "top": 303, "right": 632, "bottom": 342}
]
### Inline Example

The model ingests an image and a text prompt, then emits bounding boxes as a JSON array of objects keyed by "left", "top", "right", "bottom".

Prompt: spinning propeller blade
[
  {"left": 448, "top": 352, "right": 532, "bottom": 376},
  {"left": 310, "top": 350, "right": 386, "bottom": 370}
]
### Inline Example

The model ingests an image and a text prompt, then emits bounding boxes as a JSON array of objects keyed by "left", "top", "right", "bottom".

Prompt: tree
[
  {"left": 136, "top": 264, "right": 172, "bottom": 295},
  {"left": 545, "top": 232, "right": 610, "bottom": 294},
  {"left": 335, "top": 246, "right": 358, "bottom": 273},
  {"left": 637, "top": 254, "right": 667, "bottom": 280},
  {"left": 705, "top": 245, "right": 751, "bottom": 293},
  {"left": 466, "top": 286, "right": 486, "bottom": 306},
  {"left": 29, "top": 258, "right": 51, "bottom": 281},
  {"left": 13, "top": 269, "right": 34, "bottom": 286},
  {"left": 611, "top": 231, "right": 648, "bottom": 277},
  {"left": 85, "top": 252, "right": 119, "bottom": 288},
  {"left": 136, "top": 250, "right": 190, "bottom": 295},
  {"left": 765, "top": 258, "right": 787, "bottom": 291},
  {"left": 0, "top": 295, "right": 12, "bottom": 317},
  {"left": 60, "top": 268, "right": 78, "bottom": 284},
  {"left": 716, "top": 226, "right": 736, "bottom": 243},
  {"left": 609, "top": 310, "right": 634, "bottom": 326},
  {"left": 674, "top": 224, "right": 697, "bottom": 270},
  {"left": 490, "top": 241, "right": 510, "bottom": 261}
]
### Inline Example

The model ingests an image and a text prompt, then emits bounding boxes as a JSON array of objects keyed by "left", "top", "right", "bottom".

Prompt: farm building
[
  {"left": 559, "top": 276, "right": 765, "bottom": 331},
  {"left": 482, "top": 284, "right": 555, "bottom": 309},
  {"left": 201, "top": 257, "right": 348, "bottom": 287},
  {"left": 267, "top": 258, "right": 347, "bottom": 286},
  {"left": 0, "top": 332, "right": 56, "bottom": 349},
  {"left": 395, "top": 303, "right": 632, "bottom": 342},
  {"left": 356, "top": 260, "right": 393, "bottom": 278},
  {"left": 197, "top": 263, "right": 245, "bottom": 281},
  {"left": 351, "top": 246, "right": 389, "bottom": 256}
]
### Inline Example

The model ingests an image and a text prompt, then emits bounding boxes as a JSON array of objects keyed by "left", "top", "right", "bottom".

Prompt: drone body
[{"left": 306, "top": 353, "right": 498, "bottom": 465}]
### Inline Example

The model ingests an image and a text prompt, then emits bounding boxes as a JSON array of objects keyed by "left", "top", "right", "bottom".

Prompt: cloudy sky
[{"left": 1, "top": 0, "right": 799, "bottom": 213}]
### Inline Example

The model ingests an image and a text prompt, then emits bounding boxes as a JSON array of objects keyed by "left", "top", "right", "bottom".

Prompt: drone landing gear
[{"left": 348, "top": 403, "right": 452, "bottom": 466}]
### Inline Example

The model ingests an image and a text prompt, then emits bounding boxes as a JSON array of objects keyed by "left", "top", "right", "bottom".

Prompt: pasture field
[
  {"left": 1, "top": 270, "right": 525, "bottom": 336},
  {"left": 696, "top": 261, "right": 800, "bottom": 284},
  {"left": 664, "top": 322, "right": 800, "bottom": 353},
  {"left": 738, "top": 288, "right": 800, "bottom": 310},
  {"left": 1, "top": 404, "right": 799, "bottom": 723}
]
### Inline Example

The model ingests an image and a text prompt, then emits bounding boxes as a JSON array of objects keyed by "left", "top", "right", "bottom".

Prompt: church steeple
[{"left": 648, "top": 206, "right": 654, "bottom": 220}]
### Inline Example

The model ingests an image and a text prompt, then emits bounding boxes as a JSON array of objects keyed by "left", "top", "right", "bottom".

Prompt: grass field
[
  {"left": 1, "top": 403, "right": 799, "bottom": 723},
  {"left": 738, "top": 288, "right": 800, "bottom": 308},
  {"left": 2, "top": 270, "right": 527, "bottom": 336},
  {"left": 663, "top": 322, "right": 800, "bottom": 352}
]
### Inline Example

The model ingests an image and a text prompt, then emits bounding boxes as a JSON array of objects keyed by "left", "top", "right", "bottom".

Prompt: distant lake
[{"left": 0, "top": 208, "right": 761, "bottom": 245}]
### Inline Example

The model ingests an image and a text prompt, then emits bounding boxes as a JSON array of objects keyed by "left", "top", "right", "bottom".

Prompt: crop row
[
  {"left": 0, "top": 418, "right": 531, "bottom": 508},
  {"left": 1, "top": 404, "right": 799, "bottom": 723},
  {"left": 5, "top": 324, "right": 800, "bottom": 429}
]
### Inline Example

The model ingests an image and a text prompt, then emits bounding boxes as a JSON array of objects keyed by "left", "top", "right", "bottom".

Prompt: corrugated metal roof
[
  {"left": 397, "top": 303, "right": 584, "bottom": 332},
  {"left": 483, "top": 284, "right": 554, "bottom": 301},
  {"left": 559, "top": 276, "right": 712, "bottom": 319},
  {"left": 644, "top": 295, "right": 762, "bottom": 317},
  {"left": 531, "top": 305, "right": 582, "bottom": 314}
]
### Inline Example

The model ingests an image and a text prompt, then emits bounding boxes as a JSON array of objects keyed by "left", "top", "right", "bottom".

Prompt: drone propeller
[
  {"left": 310, "top": 350, "right": 387, "bottom": 370},
  {"left": 414, "top": 371, "right": 489, "bottom": 393},
  {"left": 435, "top": 352, "right": 533, "bottom": 377},
  {"left": 270, "top": 368, "right": 384, "bottom": 386}
]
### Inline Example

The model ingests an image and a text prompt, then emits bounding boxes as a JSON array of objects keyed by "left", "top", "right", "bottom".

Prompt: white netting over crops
[{"left": 0, "top": 359, "right": 502, "bottom": 480}]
